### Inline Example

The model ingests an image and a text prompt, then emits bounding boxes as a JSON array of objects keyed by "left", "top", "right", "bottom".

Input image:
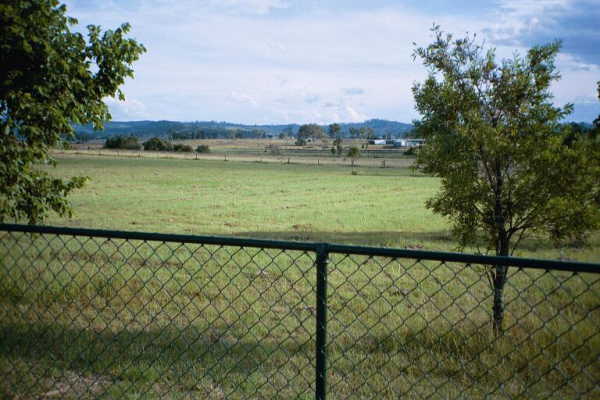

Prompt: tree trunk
[
  {"left": 492, "top": 263, "right": 508, "bottom": 336},
  {"left": 492, "top": 165, "right": 509, "bottom": 336},
  {"left": 492, "top": 163, "right": 510, "bottom": 336}
]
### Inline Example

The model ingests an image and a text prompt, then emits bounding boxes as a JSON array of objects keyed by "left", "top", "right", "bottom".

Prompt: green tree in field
[
  {"left": 359, "top": 126, "right": 375, "bottom": 149},
  {"left": 298, "top": 123, "right": 325, "bottom": 141},
  {"left": 328, "top": 123, "right": 341, "bottom": 138},
  {"left": 0, "top": 0, "right": 145, "bottom": 223},
  {"left": 143, "top": 137, "right": 173, "bottom": 152},
  {"left": 333, "top": 136, "right": 343, "bottom": 156},
  {"left": 347, "top": 146, "right": 360, "bottom": 159},
  {"left": 105, "top": 135, "right": 142, "bottom": 150},
  {"left": 412, "top": 26, "right": 600, "bottom": 334}
]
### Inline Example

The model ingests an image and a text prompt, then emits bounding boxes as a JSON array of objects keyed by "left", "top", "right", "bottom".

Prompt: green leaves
[
  {"left": 298, "top": 124, "right": 325, "bottom": 140},
  {"left": 413, "top": 26, "right": 600, "bottom": 255},
  {"left": 0, "top": 0, "right": 145, "bottom": 223}
]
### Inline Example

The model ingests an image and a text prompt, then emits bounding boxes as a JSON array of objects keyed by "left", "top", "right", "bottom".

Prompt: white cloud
[
  {"left": 63, "top": 1, "right": 597, "bottom": 124},
  {"left": 230, "top": 91, "right": 259, "bottom": 106},
  {"left": 209, "top": 0, "right": 290, "bottom": 15},
  {"left": 344, "top": 88, "right": 366, "bottom": 96},
  {"left": 104, "top": 97, "right": 149, "bottom": 120},
  {"left": 343, "top": 105, "right": 369, "bottom": 123},
  {"left": 552, "top": 53, "right": 600, "bottom": 106},
  {"left": 485, "top": 0, "right": 563, "bottom": 44},
  {"left": 487, "top": 0, "right": 600, "bottom": 66}
]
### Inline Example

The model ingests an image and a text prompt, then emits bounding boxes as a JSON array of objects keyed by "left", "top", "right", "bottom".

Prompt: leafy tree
[
  {"left": 1, "top": 0, "right": 145, "bottom": 223},
  {"left": 143, "top": 137, "right": 173, "bottom": 152},
  {"left": 328, "top": 123, "right": 341, "bottom": 138},
  {"left": 298, "top": 124, "right": 325, "bottom": 140},
  {"left": 412, "top": 27, "right": 600, "bottom": 334},
  {"left": 347, "top": 146, "right": 360, "bottom": 159},
  {"left": 359, "top": 126, "right": 375, "bottom": 139},
  {"left": 173, "top": 144, "right": 193, "bottom": 152},
  {"left": 359, "top": 126, "right": 375, "bottom": 149},
  {"left": 333, "top": 136, "right": 343, "bottom": 156},
  {"left": 104, "top": 135, "right": 141, "bottom": 150},
  {"left": 196, "top": 144, "right": 210, "bottom": 153},
  {"left": 562, "top": 122, "right": 592, "bottom": 147},
  {"left": 404, "top": 126, "right": 422, "bottom": 139}
]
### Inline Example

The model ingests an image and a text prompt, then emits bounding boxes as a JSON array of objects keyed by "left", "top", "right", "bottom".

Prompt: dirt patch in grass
[{"left": 41, "top": 371, "right": 112, "bottom": 399}]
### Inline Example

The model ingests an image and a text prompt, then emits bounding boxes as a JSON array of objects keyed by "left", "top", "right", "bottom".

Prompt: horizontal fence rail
[
  {"left": 52, "top": 149, "right": 417, "bottom": 169},
  {"left": 0, "top": 224, "right": 599, "bottom": 399}
]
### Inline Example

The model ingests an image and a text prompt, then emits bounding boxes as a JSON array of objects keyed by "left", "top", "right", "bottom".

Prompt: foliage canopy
[
  {"left": 328, "top": 123, "right": 341, "bottom": 138},
  {"left": 105, "top": 136, "right": 142, "bottom": 150},
  {"left": 0, "top": 0, "right": 145, "bottom": 223},
  {"left": 347, "top": 146, "right": 360, "bottom": 159},
  {"left": 413, "top": 27, "right": 600, "bottom": 257},
  {"left": 298, "top": 123, "right": 325, "bottom": 140},
  {"left": 143, "top": 137, "right": 173, "bottom": 152}
]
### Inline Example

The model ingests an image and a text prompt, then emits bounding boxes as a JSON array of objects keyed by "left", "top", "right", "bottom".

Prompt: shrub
[
  {"left": 173, "top": 144, "right": 193, "bottom": 152},
  {"left": 347, "top": 146, "right": 360, "bottom": 158},
  {"left": 295, "top": 137, "right": 306, "bottom": 146},
  {"left": 103, "top": 136, "right": 118, "bottom": 149},
  {"left": 196, "top": 144, "right": 210, "bottom": 153},
  {"left": 143, "top": 137, "right": 173, "bottom": 151},
  {"left": 104, "top": 135, "right": 141, "bottom": 150}
]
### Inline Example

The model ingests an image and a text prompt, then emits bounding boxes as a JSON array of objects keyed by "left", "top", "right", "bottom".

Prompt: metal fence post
[{"left": 315, "top": 243, "right": 329, "bottom": 400}]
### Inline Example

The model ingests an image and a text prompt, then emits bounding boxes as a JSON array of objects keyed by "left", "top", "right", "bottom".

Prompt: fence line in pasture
[{"left": 52, "top": 149, "right": 416, "bottom": 169}]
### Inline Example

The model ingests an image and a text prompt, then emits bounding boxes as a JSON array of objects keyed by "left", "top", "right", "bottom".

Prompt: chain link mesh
[
  {"left": 0, "top": 228, "right": 598, "bottom": 399},
  {"left": 327, "top": 254, "right": 599, "bottom": 399},
  {"left": 0, "top": 231, "right": 316, "bottom": 399}
]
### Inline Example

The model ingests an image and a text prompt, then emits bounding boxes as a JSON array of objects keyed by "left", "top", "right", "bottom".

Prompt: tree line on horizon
[{"left": 70, "top": 118, "right": 415, "bottom": 142}]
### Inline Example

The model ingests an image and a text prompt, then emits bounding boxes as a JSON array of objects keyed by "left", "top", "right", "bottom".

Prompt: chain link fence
[{"left": 0, "top": 224, "right": 598, "bottom": 399}]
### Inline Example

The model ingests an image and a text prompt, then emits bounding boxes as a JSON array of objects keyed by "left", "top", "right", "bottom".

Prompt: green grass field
[
  {"left": 45, "top": 155, "right": 600, "bottom": 262},
  {"left": 1, "top": 155, "right": 599, "bottom": 399}
]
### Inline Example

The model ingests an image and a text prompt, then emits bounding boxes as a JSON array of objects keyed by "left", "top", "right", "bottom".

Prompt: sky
[{"left": 63, "top": 0, "right": 600, "bottom": 124}]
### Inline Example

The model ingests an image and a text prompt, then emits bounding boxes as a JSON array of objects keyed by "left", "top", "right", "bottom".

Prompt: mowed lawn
[{"left": 46, "top": 155, "right": 599, "bottom": 262}]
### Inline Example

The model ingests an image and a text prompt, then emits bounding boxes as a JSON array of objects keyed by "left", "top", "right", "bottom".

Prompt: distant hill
[
  {"left": 73, "top": 119, "right": 413, "bottom": 140},
  {"left": 339, "top": 119, "right": 413, "bottom": 137}
]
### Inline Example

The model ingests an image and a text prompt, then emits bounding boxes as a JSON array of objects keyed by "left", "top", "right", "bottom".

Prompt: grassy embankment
[{"left": 0, "top": 155, "right": 598, "bottom": 399}]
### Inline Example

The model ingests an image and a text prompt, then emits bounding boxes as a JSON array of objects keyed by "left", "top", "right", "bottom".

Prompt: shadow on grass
[
  {"left": 0, "top": 321, "right": 314, "bottom": 399},
  {"left": 231, "top": 230, "right": 582, "bottom": 254},
  {"left": 232, "top": 230, "right": 455, "bottom": 248}
]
